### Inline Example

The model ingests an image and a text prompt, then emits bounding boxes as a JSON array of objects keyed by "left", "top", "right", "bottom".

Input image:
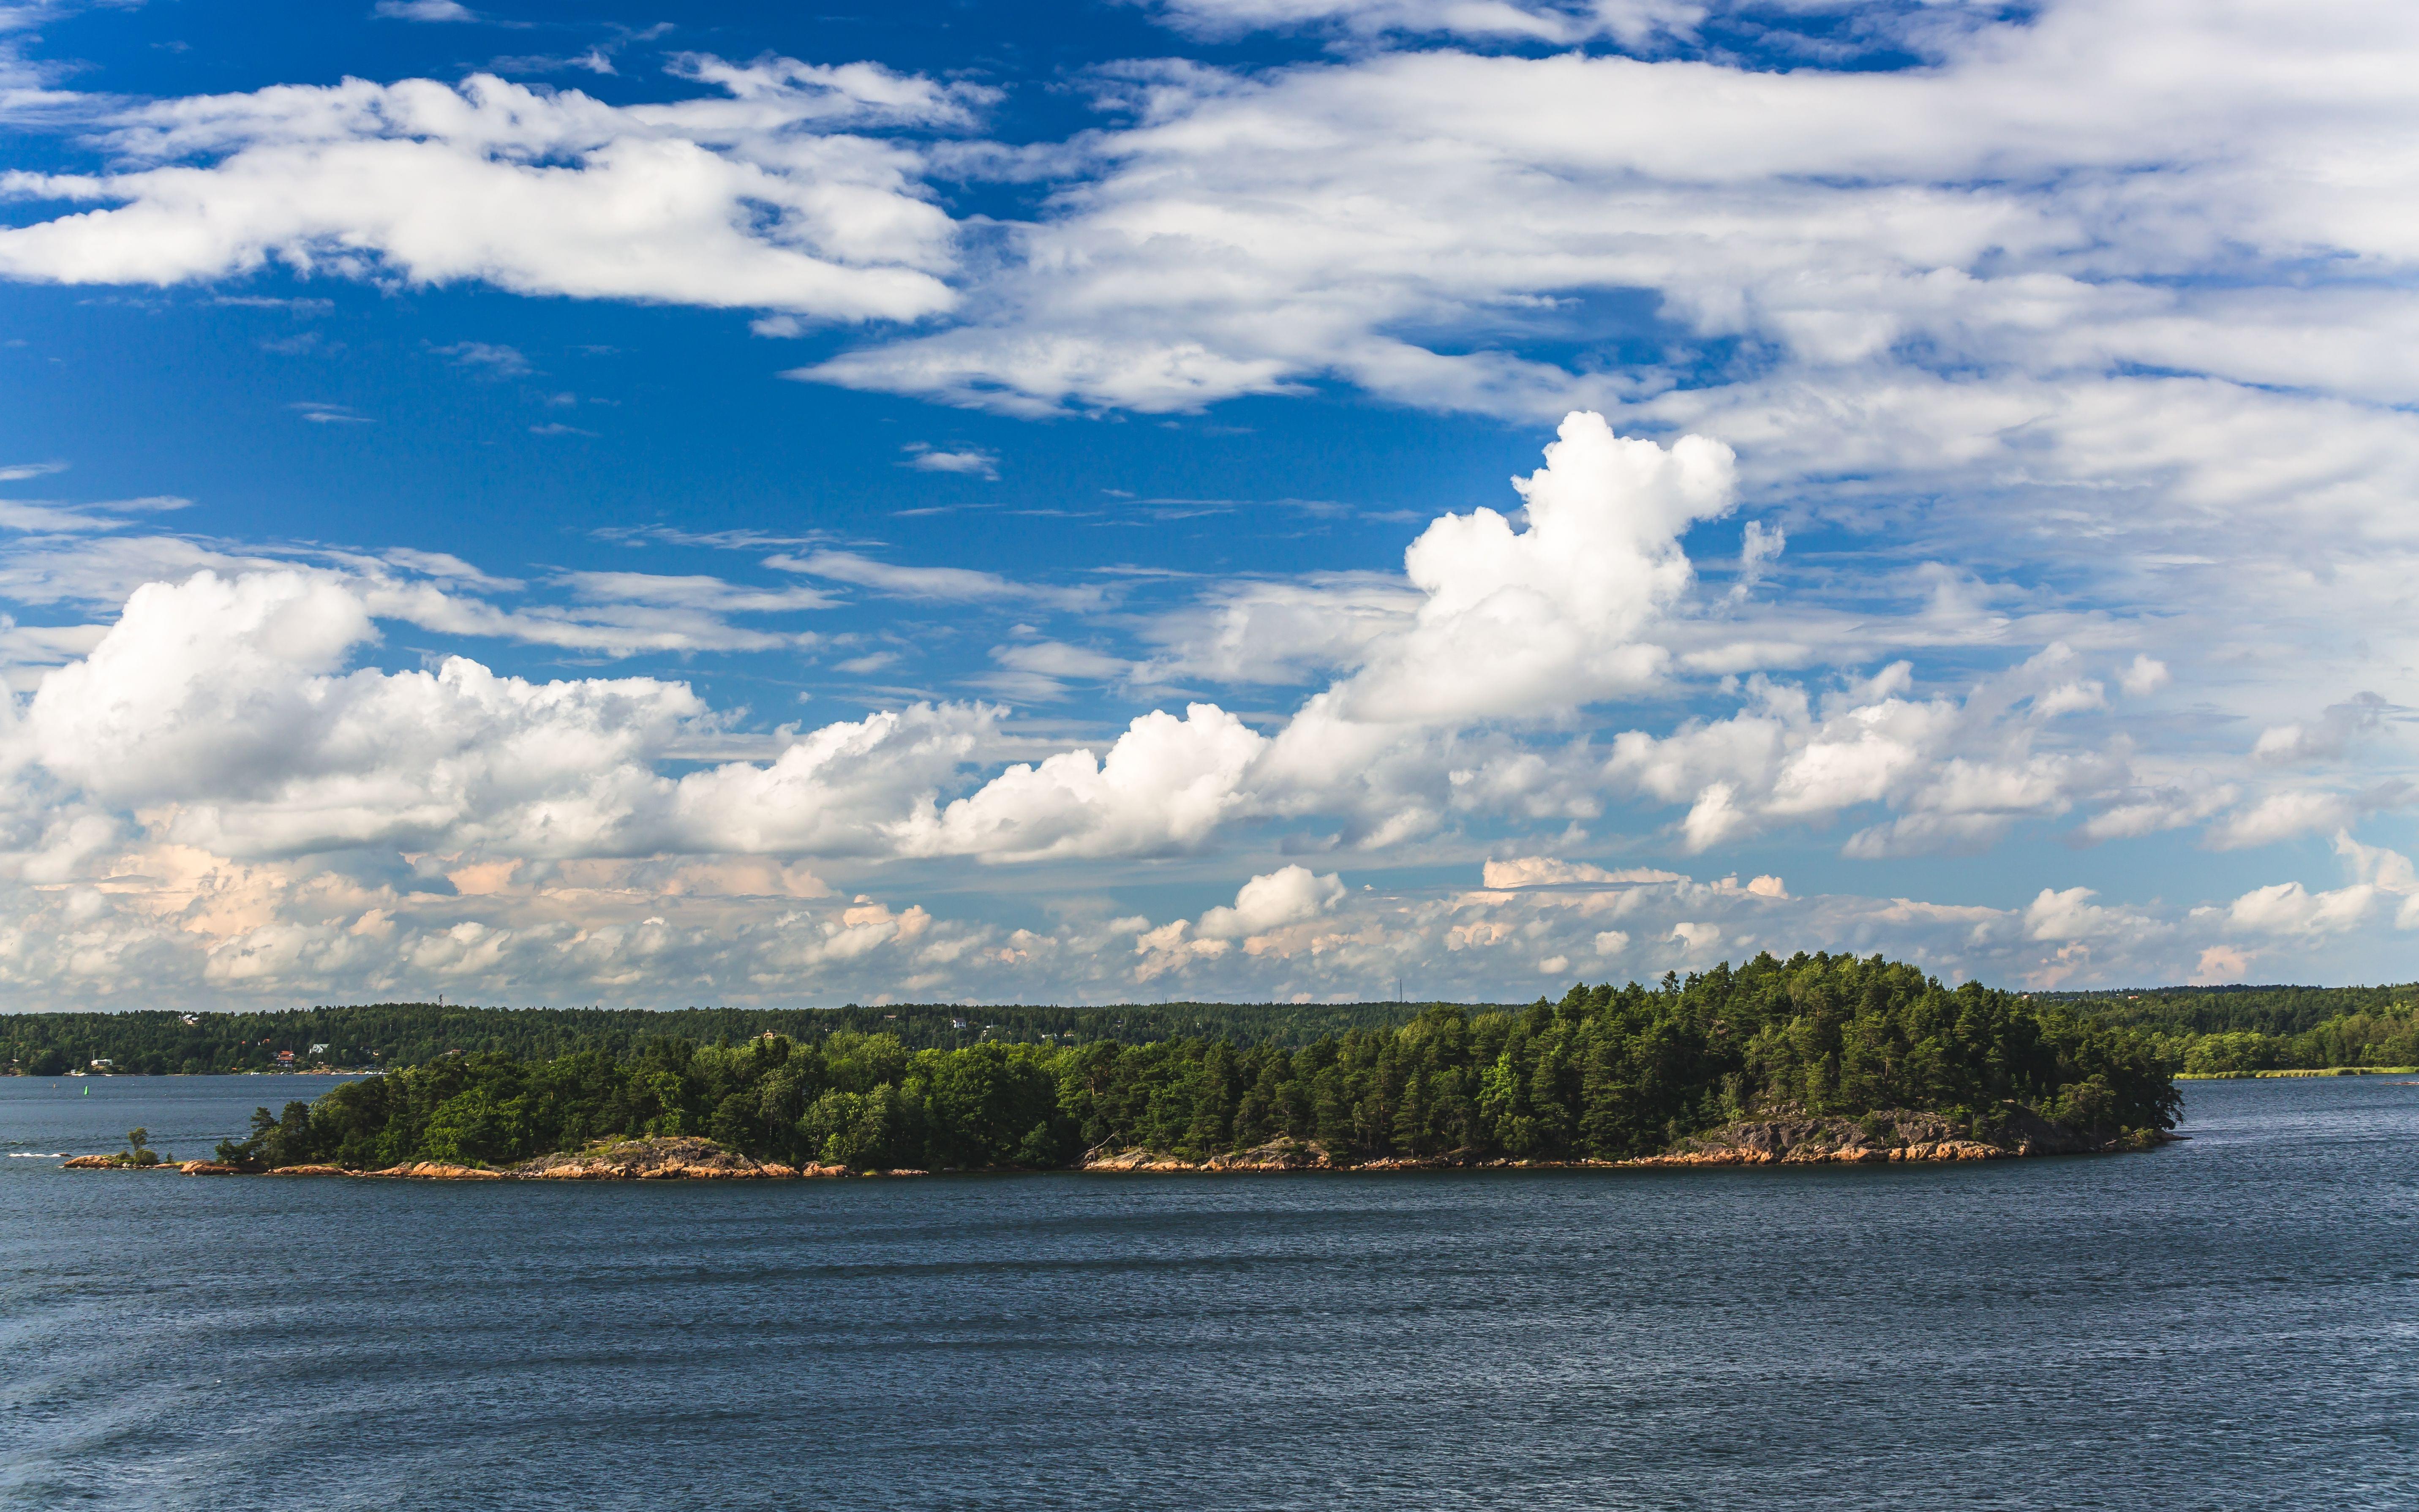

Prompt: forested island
[{"left": 164, "top": 952, "right": 2177, "bottom": 1176}]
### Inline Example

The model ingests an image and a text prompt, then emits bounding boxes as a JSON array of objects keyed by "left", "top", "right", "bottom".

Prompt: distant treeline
[
  {"left": 0, "top": 1000, "right": 1460, "bottom": 1077},
  {"left": 220, "top": 952, "right": 2176, "bottom": 1171},
  {"left": 2038, "top": 984, "right": 2419, "bottom": 1073},
  {"left": 13, "top": 977, "right": 2414, "bottom": 1084}
]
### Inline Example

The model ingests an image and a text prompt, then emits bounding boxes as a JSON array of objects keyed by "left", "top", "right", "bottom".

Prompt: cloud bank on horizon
[{"left": 0, "top": 0, "right": 2413, "bottom": 1007}]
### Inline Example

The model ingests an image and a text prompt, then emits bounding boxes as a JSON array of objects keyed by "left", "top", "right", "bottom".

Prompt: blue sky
[{"left": 1, "top": 0, "right": 2414, "bottom": 1007}]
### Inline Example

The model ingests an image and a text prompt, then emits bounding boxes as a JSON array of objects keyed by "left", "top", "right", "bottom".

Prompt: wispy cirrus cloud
[
  {"left": 373, "top": 0, "right": 480, "bottom": 22},
  {"left": 767, "top": 549, "right": 1106, "bottom": 610},
  {"left": 436, "top": 340, "right": 531, "bottom": 377},
  {"left": 902, "top": 442, "right": 998, "bottom": 479},
  {"left": 289, "top": 401, "right": 370, "bottom": 424},
  {"left": 1141, "top": 0, "right": 1705, "bottom": 45}
]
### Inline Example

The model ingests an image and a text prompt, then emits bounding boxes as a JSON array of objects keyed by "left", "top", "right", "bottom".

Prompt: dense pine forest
[
  {"left": 2038, "top": 984, "right": 2419, "bottom": 1073},
  {"left": 0, "top": 1000, "right": 1433, "bottom": 1077},
  {"left": 210, "top": 952, "right": 2177, "bottom": 1171}
]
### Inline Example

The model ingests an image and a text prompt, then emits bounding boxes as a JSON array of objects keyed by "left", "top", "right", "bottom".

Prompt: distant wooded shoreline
[{"left": 6, "top": 976, "right": 2416, "bottom": 1079}]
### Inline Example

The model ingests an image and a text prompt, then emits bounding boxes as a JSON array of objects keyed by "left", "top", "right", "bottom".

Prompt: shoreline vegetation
[
  {"left": 58, "top": 953, "right": 2181, "bottom": 1179},
  {"left": 2174, "top": 1065, "right": 2418, "bottom": 1079},
  {"left": 2049, "top": 983, "right": 2419, "bottom": 1076}
]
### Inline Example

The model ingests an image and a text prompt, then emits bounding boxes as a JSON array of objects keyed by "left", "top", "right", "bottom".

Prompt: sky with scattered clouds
[{"left": 0, "top": 0, "right": 2414, "bottom": 1008}]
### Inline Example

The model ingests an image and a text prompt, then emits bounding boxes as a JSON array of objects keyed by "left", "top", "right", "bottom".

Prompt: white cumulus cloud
[{"left": 1332, "top": 412, "right": 1735, "bottom": 725}]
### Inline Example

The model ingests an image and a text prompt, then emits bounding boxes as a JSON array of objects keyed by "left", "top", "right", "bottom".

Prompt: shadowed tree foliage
[{"left": 217, "top": 953, "right": 2179, "bottom": 1169}]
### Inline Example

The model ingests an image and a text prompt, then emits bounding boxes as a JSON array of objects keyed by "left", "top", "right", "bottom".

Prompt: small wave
[{"left": 9, "top": 1152, "right": 68, "bottom": 1158}]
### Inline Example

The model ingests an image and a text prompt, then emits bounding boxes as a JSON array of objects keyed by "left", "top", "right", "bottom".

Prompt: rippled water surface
[{"left": 3, "top": 1074, "right": 2416, "bottom": 1509}]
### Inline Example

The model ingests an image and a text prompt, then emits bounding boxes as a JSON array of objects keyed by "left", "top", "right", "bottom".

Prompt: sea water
[{"left": 1, "top": 1074, "right": 2413, "bottom": 1510}]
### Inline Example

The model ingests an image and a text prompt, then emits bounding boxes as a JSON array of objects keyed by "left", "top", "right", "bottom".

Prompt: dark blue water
[{"left": 3, "top": 1076, "right": 2414, "bottom": 1510}]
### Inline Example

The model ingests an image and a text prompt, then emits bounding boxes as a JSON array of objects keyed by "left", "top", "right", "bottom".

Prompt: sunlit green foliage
[{"left": 2050, "top": 984, "right": 2419, "bottom": 1071}]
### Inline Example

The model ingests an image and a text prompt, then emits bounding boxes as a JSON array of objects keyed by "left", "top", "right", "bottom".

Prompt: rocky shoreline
[
  {"left": 60, "top": 1113, "right": 2165, "bottom": 1181},
  {"left": 69, "top": 1147, "right": 972, "bottom": 1179},
  {"left": 61, "top": 1137, "right": 882, "bottom": 1180},
  {"left": 1615, "top": 1106, "right": 2168, "bottom": 1167},
  {"left": 1078, "top": 1107, "right": 2166, "bottom": 1173}
]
